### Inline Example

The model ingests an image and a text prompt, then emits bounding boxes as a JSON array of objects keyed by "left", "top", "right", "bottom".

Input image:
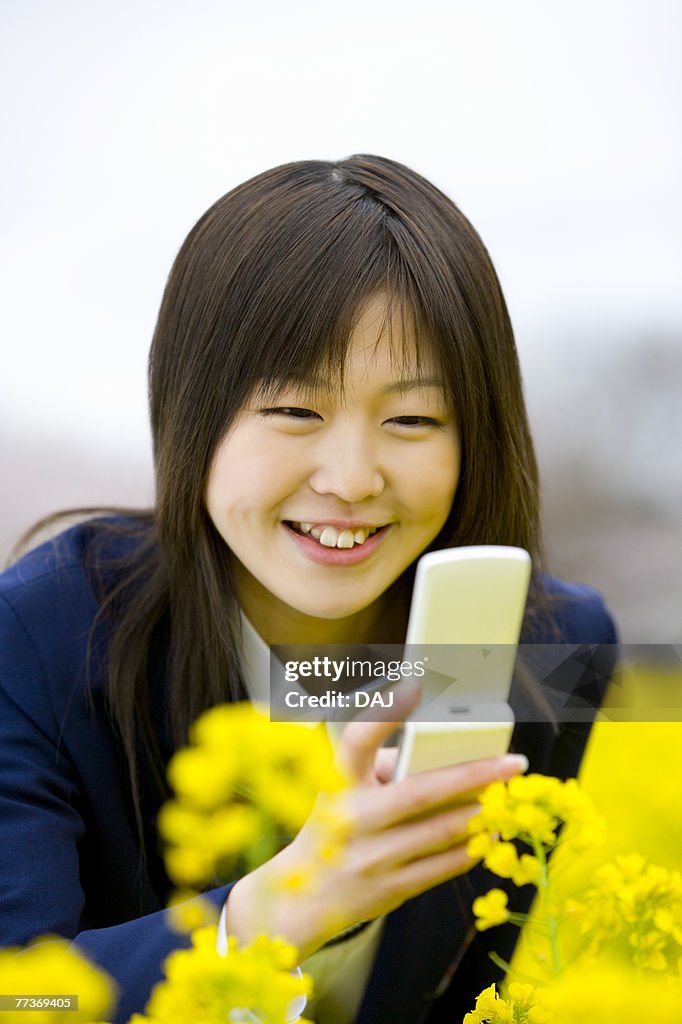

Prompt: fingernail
[{"left": 503, "top": 754, "right": 529, "bottom": 774}]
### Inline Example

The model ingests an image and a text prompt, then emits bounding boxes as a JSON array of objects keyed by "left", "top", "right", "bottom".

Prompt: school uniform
[{"left": 0, "top": 521, "right": 617, "bottom": 1023}]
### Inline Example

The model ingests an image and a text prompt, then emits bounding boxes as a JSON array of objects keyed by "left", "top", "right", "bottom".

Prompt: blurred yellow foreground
[{"left": 512, "top": 660, "right": 682, "bottom": 976}]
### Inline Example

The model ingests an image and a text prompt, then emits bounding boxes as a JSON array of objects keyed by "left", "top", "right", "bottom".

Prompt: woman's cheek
[{"left": 412, "top": 436, "right": 460, "bottom": 510}]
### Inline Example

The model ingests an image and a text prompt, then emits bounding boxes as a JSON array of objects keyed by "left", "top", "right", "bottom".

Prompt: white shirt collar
[
  {"left": 238, "top": 610, "right": 274, "bottom": 706},
  {"left": 238, "top": 611, "right": 316, "bottom": 722}
]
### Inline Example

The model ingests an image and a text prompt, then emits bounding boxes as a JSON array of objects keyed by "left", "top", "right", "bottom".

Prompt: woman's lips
[{"left": 283, "top": 522, "right": 390, "bottom": 566}]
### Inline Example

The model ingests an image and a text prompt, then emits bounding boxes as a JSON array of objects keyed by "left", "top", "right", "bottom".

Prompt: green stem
[
  {"left": 488, "top": 951, "right": 514, "bottom": 974},
  {"left": 507, "top": 913, "right": 530, "bottom": 927},
  {"left": 532, "top": 838, "right": 562, "bottom": 975},
  {"left": 488, "top": 952, "right": 543, "bottom": 987}
]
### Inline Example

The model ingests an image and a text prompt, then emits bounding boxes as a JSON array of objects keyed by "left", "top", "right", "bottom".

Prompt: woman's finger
[
  {"left": 337, "top": 681, "right": 420, "bottom": 781},
  {"left": 388, "top": 836, "right": 479, "bottom": 896},
  {"left": 349, "top": 801, "right": 482, "bottom": 874},
  {"left": 373, "top": 745, "right": 399, "bottom": 784},
  {"left": 351, "top": 753, "right": 528, "bottom": 832}
]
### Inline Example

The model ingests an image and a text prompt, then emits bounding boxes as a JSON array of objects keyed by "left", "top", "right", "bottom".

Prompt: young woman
[{"left": 0, "top": 156, "right": 616, "bottom": 1024}]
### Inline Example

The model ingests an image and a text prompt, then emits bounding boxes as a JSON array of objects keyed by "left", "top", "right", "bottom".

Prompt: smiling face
[{"left": 204, "top": 295, "right": 460, "bottom": 644}]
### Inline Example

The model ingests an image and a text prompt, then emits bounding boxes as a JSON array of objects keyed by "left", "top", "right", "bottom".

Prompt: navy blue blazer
[{"left": 0, "top": 521, "right": 617, "bottom": 1024}]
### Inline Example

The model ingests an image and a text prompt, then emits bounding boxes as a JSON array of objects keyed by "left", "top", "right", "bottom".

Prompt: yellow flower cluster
[
  {"left": 128, "top": 927, "right": 312, "bottom": 1024},
  {"left": 0, "top": 938, "right": 115, "bottom": 1023},
  {"left": 466, "top": 775, "right": 602, "bottom": 949},
  {"left": 159, "top": 702, "right": 348, "bottom": 886},
  {"left": 463, "top": 982, "right": 553, "bottom": 1024},
  {"left": 468, "top": 774, "right": 602, "bottom": 853},
  {"left": 571, "top": 854, "right": 682, "bottom": 970},
  {"left": 467, "top": 836, "right": 542, "bottom": 889},
  {"left": 466, "top": 963, "right": 682, "bottom": 1024}
]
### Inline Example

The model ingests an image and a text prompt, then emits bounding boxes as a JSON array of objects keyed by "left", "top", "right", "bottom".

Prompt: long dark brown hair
[{"left": 16, "top": 155, "right": 548, "bottom": 840}]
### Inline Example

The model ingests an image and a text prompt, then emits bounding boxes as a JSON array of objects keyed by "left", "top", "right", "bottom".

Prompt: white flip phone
[{"left": 393, "top": 546, "right": 531, "bottom": 780}]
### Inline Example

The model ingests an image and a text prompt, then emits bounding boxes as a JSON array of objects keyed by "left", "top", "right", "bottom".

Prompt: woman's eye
[
  {"left": 389, "top": 416, "right": 441, "bottom": 427},
  {"left": 261, "top": 407, "right": 321, "bottom": 420}
]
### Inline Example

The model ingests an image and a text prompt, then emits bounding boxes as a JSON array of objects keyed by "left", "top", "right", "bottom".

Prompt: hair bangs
[{"left": 228, "top": 204, "right": 440, "bottom": 404}]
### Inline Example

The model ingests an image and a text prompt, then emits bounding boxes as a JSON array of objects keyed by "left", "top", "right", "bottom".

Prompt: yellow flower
[
  {"left": 576, "top": 854, "right": 682, "bottom": 970},
  {"left": 156, "top": 802, "right": 206, "bottom": 844},
  {"left": 508, "top": 774, "right": 560, "bottom": 804},
  {"left": 513, "top": 803, "right": 556, "bottom": 843},
  {"left": 473, "top": 889, "right": 510, "bottom": 931},
  {"left": 463, "top": 982, "right": 498, "bottom": 1022},
  {"left": 512, "top": 853, "right": 542, "bottom": 887},
  {"left": 0, "top": 938, "right": 116, "bottom": 1022},
  {"left": 163, "top": 845, "right": 215, "bottom": 887},
  {"left": 474, "top": 983, "right": 500, "bottom": 1012},
  {"left": 464, "top": 982, "right": 552, "bottom": 1024},
  {"left": 133, "top": 928, "right": 311, "bottom": 1024},
  {"left": 467, "top": 832, "right": 494, "bottom": 860},
  {"left": 160, "top": 703, "right": 350, "bottom": 888},
  {"left": 507, "top": 982, "right": 535, "bottom": 1003},
  {"left": 166, "top": 891, "right": 219, "bottom": 933},
  {"left": 484, "top": 842, "right": 519, "bottom": 879},
  {"left": 208, "top": 803, "right": 261, "bottom": 854},
  {"left": 166, "top": 746, "right": 238, "bottom": 810}
]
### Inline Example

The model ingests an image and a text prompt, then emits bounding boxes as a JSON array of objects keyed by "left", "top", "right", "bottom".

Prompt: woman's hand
[{"left": 226, "top": 683, "right": 527, "bottom": 960}]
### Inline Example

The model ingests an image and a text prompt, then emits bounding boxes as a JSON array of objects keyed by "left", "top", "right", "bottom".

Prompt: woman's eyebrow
[
  {"left": 382, "top": 377, "right": 445, "bottom": 394},
  {"left": 303, "top": 375, "right": 445, "bottom": 393},
  {"left": 256, "top": 375, "right": 445, "bottom": 398}
]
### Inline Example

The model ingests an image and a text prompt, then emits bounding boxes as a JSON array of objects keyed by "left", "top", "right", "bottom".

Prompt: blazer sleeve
[
  {"left": 70, "top": 891, "right": 231, "bottom": 1024},
  {"left": 0, "top": 591, "right": 230, "bottom": 1024}
]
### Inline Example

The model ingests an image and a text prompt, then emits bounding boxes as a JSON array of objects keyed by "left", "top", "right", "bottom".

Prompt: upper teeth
[{"left": 293, "top": 523, "right": 379, "bottom": 548}]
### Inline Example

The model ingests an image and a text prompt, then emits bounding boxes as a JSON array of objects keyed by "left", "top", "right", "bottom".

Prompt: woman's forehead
[
  {"left": 253, "top": 362, "right": 447, "bottom": 406},
  {"left": 255, "top": 292, "right": 446, "bottom": 397},
  {"left": 340, "top": 327, "right": 442, "bottom": 391}
]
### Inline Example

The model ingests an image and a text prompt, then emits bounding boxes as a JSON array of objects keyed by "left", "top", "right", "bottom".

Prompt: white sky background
[{"left": 1, "top": 0, "right": 681, "bottom": 472}]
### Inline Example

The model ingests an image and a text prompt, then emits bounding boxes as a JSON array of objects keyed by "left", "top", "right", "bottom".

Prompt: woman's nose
[{"left": 308, "top": 431, "right": 385, "bottom": 502}]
